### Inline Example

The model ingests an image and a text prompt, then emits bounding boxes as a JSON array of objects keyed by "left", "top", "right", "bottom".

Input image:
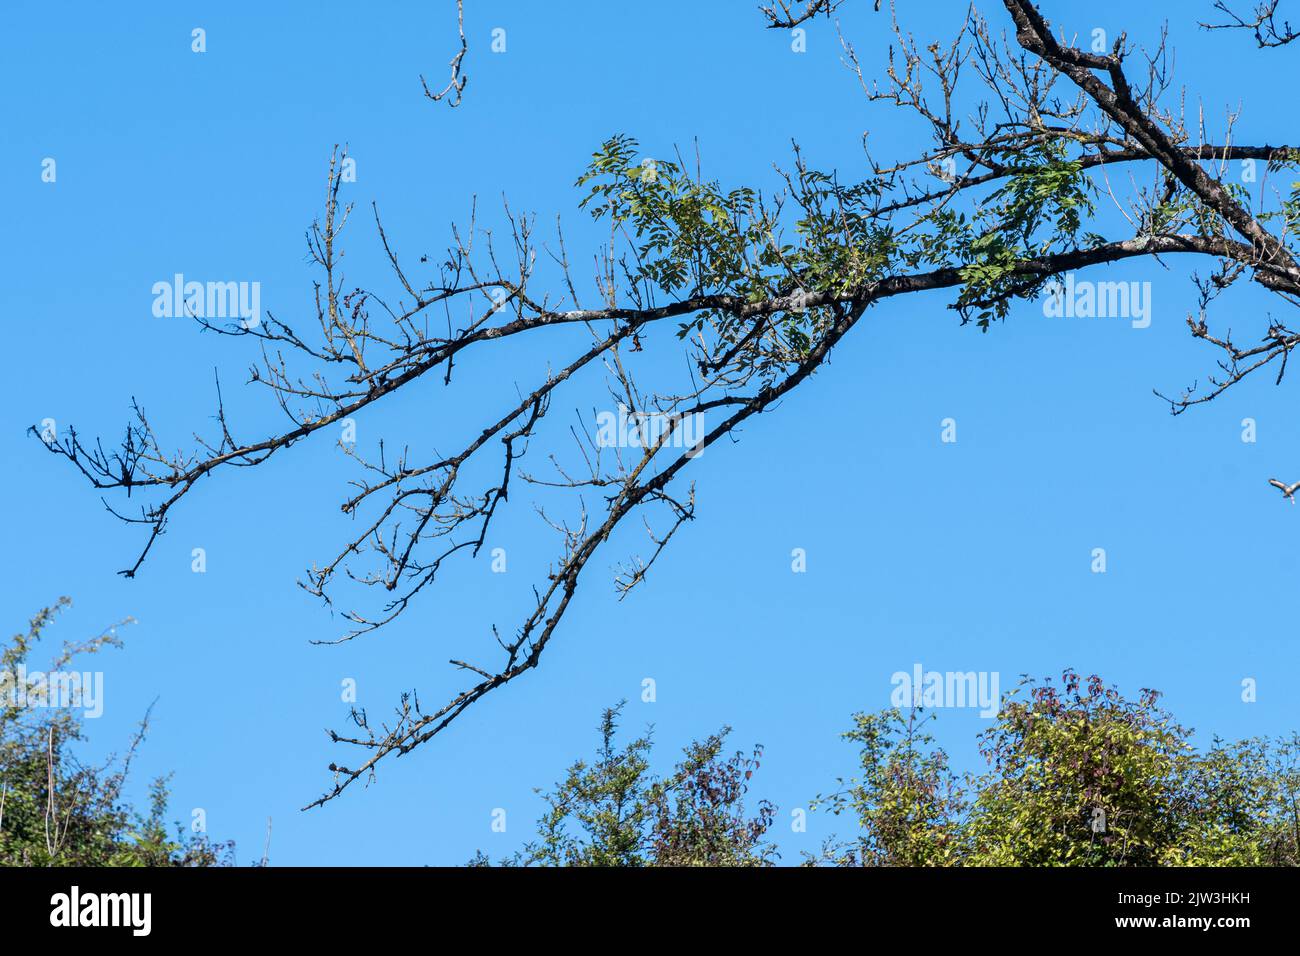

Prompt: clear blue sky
[{"left": 2, "top": 0, "right": 1297, "bottom": 865}]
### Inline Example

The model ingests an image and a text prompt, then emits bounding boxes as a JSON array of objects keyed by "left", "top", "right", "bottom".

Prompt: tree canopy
[{"left": 478, "top": 674, "right": 1300, "bottom": 867}]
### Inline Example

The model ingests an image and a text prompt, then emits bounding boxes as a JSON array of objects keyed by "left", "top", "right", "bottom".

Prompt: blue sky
[{"left": 2, "top": 0, "right": 1297, "bottom": 865}]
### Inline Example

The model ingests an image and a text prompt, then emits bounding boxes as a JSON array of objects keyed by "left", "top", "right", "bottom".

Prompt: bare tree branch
[
  {"left": 1204, "top": 0, "right": 1300, "bottom": 47},
  {"left": 760, "top": 0, "right": 859, "bottom": 29},
  {"left": 421, "top": 0, "right": 468, "bottom": 107}
]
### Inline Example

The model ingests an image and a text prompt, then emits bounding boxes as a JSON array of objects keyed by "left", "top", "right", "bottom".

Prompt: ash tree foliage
[
  {"left": 33, "top": 0, "right": 1300, "bottom": 807},
  {"left": 0, "top": 602, "right": 233, "bottom": 867},
  {"left": 481, "top": 676, "right": 1299, "bottom": 867}
]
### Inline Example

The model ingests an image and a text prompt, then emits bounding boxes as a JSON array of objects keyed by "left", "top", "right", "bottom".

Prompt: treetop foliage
[
  {"left": 479, "top": 675, "right": 1300, "bottom": 867},
  {"left": 0, "top": 602, "right": 233, "bottom": 867}
]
